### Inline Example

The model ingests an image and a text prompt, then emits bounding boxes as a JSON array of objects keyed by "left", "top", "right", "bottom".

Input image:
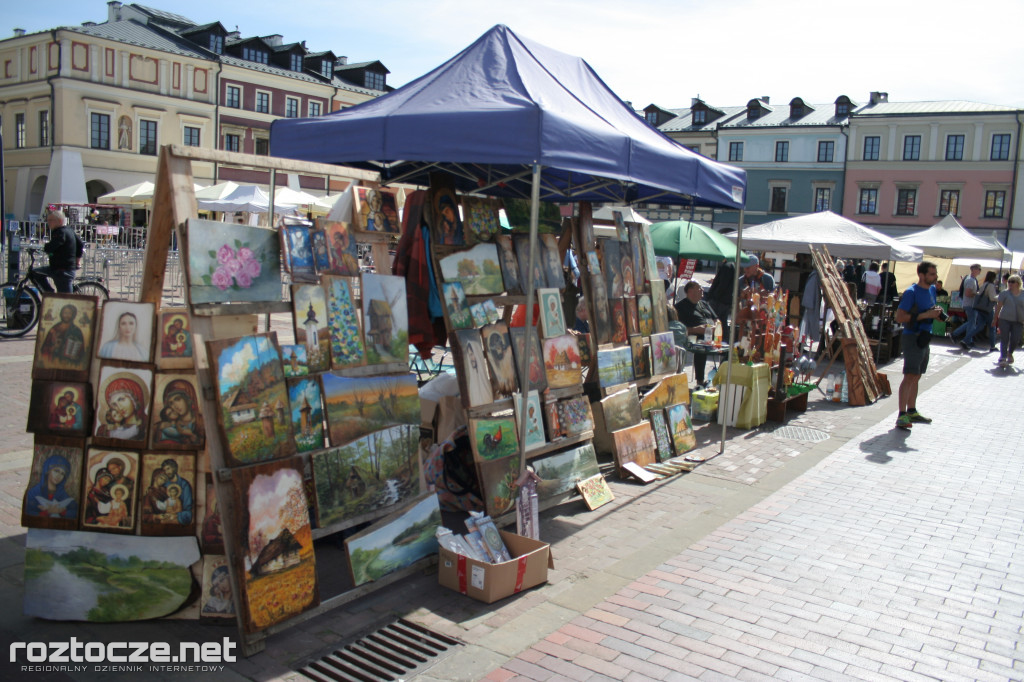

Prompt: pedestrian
[
  {"left": 959, "top": 271, "right": 997, "bottom": 351},
  {"left": 951, "top": 263, "right": 981, "bottom": 345},
  {"left": 880, "top": 262, "right": 898, "bottom": 302},
  {"left": 35, "top": 209, "right": 85, "bottom": 293},
  {"left": 862, "top": 262, "right": 882, "bottom": 303},
  {"left": 994, "top": 275, "right": 1024, "bottom": 367},
  {"left": 894, "top": 261, "right": 942, "bottom": 431},
  {"left": 738, "top": 254, "right": 774, "bottom": 293},
  {"left": 676, "top": 281, "right": 719, "bottom": 386},
  {"left": 705, "top": 259, "right": 735, "bottom": 328}
]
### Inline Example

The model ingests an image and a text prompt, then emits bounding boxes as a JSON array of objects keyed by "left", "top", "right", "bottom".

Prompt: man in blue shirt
[{"left": 894, "top": 261, "right": 943, "bottom": 430}]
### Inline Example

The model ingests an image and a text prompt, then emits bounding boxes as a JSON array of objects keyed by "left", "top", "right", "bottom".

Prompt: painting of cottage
[
  {"left": 542, "top": 334, "right": 582, "bottom": 389},
  {"left": 361, "top": 274, "right": 408, "bottom": 366}
]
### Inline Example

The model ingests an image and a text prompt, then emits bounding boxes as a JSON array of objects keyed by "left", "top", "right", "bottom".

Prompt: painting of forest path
[
  {"left": 346, "top": 493, "right": 440, "bottom": 586},
  {"left": 322, "top": 373, "right": 419, "bottom": 447},
  {"left": 24, "top": 529, "right": 199, "bottom": 621},
  {"left": 439, "top": 243, "right": 504, "bottom": 295},
  {"left": 361, "top": 274, "right": 409, "bottom": 366},
  {"left": 311, "top": 424, "right": 421, "bottom": 529}
]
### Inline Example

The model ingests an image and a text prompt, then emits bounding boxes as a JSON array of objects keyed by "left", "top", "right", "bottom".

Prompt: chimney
[
  {"left": 262, "top": 34, "right": 283, "bottom": 47},
  {"left": 692, "top": 97, "right": 701, "bottom": 107},
  {"left": 761, "top": 96, "right": 770, "bottom": 104},
  {"left": 13, "top": 28, "right": 25, "bottom": 37},
  {"left": 82, "top": 22, "right": 96, "bottom": 27},
  {"left": 336, "top": 55, "right": 348, "bottom": 66},
  {"left": 869, "top": 91, "right": 889, "bottom": 105},
  {"left": 227, "top": 31, "right": 240, "bottom": 41},
  {"left": 107, "top": 1, "right": 123, "bottom": 22}
]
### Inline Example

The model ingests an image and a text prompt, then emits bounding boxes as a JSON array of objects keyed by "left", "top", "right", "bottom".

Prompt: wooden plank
[
  {"left": 141, "top": 146, "right": 196, "bottom": 304},
  {"left": 190, "top": 301, "right": 293, "bottom": 317},
  {"left": 167, "top": 144, "right": 381, "bottom": 182}
]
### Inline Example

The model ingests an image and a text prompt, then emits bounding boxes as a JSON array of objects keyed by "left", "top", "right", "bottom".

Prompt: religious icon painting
[
  {"left": 309, "top": 226, "right": 331, "bottom": 275},
  {"left": 625, "top": 297, "right": 640, "bottom": 336},
  {"left": 201, "top": 475, "right": 224, "bottom": 554},
  {"left": 317, "top": 219, "right": 360, "bottom": 276},
  {"left": 469, "top": 416, "right": 520, "bottom": 463},
  {"left": 150, "top": 373, "right": 205, "bottom": 451},
  {"left": 628, "top": 225, "right": 645, "bottom": 293},
  {"left": 439, "top": 243, "right": 505, "bottom": 296},
  {"left": 22, "top": 436, "right": 84, "bottom": 531},
  {"left": 461, "top": 196, "right": 501, "bottom": 244},
  {"left": 620, "top": 249, "right": 636, "bottom": 297},
  {"left": 33, "top": 293, "right": 98, "bottom": 381},
  {"left": 589, "top": 274, "right": 613, "bottom": 345},
  {"left": 611, "top": 422, "right": 656, "bottom": 475},
  {"left": 512, "top": 235, "right": 548, "bottom": 292},
  {"left": 576, "top": 474, "right": 614, "bottom": 511},
  {"left": 442, "top": 282, "right": 473, "bottom": 330},
  {"left": 427, "top": 180, "right": 464, "bottom": 246},
  {"left": 612, "top": 210, "right": 628, "bottom": 242},
  {"left": 291, "top": 283, "right": 330, "bottom": 373},
  {"left": 513, "top": 391, "right": 546, "bottom": 452},
  {"left": 575, "top": 331, "right": 594, "bottom": 370},
  {"left": 577, "top": 203, "right": 596, "bottom": 250},
  {"left": 200, "top": 555, "right": 235, "bottom": 620},
  {"left": 510, "top": 327, "right": 548, "bottom": 394},
  {"left": 610, "top": 298, "right": 628, "bottom": 344},
  {"left": 207, "top": 333, "right": 297, "bottom": 467},
  {"left": 80, "top": 447, "right": 140, "bottom": 534},
  {"left": 352, "top": 186, "right": 400, "bottom": 234},
  {"left": 630, "top": 334, "right": 650, "bottom": 380},
  {"left": 538, "top": 288, "right": 566, "bottom": 338},
  {"left": 666, "top": 403, "right": 696, "bottom": 455},
  {"left": 155, "top": 308, "right": 194, "bottom": 370},
  {"left": 27, "top": 381, "right": 92, "bottom": 438},
  {"left": 637, "top": 294, "right": 654, "bottom": 336},
  {"left": 539, "top": 234, "right": 564, "bottom": 289},
  {"left": 138, "top": 452, "right": 196, "bottom": 537},
  {"left": 600, "top": 239, "right": 623, "bottom": 298},
  {"left": 95, "top": 300, "right": 155, "bottom": 364},
  {"left": 650, "top": 279, "right": 670, "bottom": 334},
  {"left": 280, "top": 222, "right": 317, "bottom": 283},
  {"left": 279, "top": 345, "right": 309, "bottom": 378},
  {"left": 452, "top": 328, "right": 494, "bottom": 408},
  {"left": 470, "top": 303, "right": 488, "bottom": 328},
  {"left": 93, "top": 363, "right": 153, "bottom": 449},
  {"left": 649, "top": 409, "right": 672, "bottom": 462},
  {"left": 286, "top": 376, "right": 325, "bottom": 454},
  {"left": 542, "top": 334, "right": 582, "bottom": 389},
  {"left": 556, "top": 395, "right": 595, "bottom": 437},
  {"left": 585, "top": 251, "right": 600, "bottom": 274},
  {"left": 185, "top": 218, "right": 283, "bottom": 305},
  {"left": 361, "top": 273, "right": 409, "bottom": 366},
  {"left": 494, "top": 235, "right": 522, "bottom": 295},
  {"left": 543, "top": 399, "right": 563, "bottom": 440},
  {"left": 650, "top": 331, "right": 678, "bottom": 376},
  {"left": 323, "top": 276, "right": 366, "bottom": 370},
  {"left": 481, "top": 322, "right": 517, "bottom": 399}
]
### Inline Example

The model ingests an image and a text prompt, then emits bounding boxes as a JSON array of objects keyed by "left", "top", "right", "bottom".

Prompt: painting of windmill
[{"left": 361, "top": 274, "right": 408, "bottom": 366}]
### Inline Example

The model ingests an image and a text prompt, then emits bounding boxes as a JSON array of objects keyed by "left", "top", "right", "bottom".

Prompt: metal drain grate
[
  {"left": 770, "top": 425, "right": 830, "bottom": 442},
  {"left": 298, "top": 618, "right": 462, "bottom": 682}
]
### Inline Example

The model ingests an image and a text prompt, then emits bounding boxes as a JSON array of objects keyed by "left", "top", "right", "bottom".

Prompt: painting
[
  {"left": 640, "top": 374, "right": 690, "bottom": 416},
  {"left": 630, "top": 334, "right": 650, "bottom": 380},
  {"left": 478, "top": 455, "right": 520, "bottom": 517},
  {"left": 625, "top": 297, "right": 640, "bottom": 336},
  {"left": 362, "top": 273, "right": 409, "bottom": 366},
  {"left": 201, "top": 475, "right": 224, "bottom": 554},
  {"left": 628, "top": 225, "right": 646, "bottom": 293},
  {"left": 589, "top": 274, "right": 613, "bottom": 345},
  {"left": 650, "top": 279, "right": 670, "bottom": 333},
  {"left": 442, "top": 281, "right": 473, "bottom": 330},
  {"left": 620, "top": 247, "right": 636, "bottom": 297},
  {"left": 542, "top": 334, "right": 582, "bottom": 389},
  {"left": 543, "top": 400, "right": 562, "bottom": 440},
  {"left": 439, "top": 243, "right": 504, "bottom": 295},
  {"left": 651, "top": 331, "right": 678, "bottom": 376},
  {"left": 150, "top": 373, "right": 205, "bottom": 451},
  {"left": 482, "top": 322, "right": 517, "bottom": 399},
  {"left": 311, "top": 424, "right": 421, "bottom": 528},
  {"left": 556, "top": 395, "right": 594, "bottom": 437},
  {"left": 309, "top": 226, "right": 331, "bottom": 274},
  {"left": 585, "top": 251, "right": 601, "bottom": 273},
  {"left": 612, "top": 209, "right": 628, "bottom": 242},
  {"left": 470, "top": 302, "right": 488, "bottom": 327},
  {"left": 495, "top": 234, "right": 522, "bottom": 295},
  {"left": 186, "top": 218, "right": 282, "bottom": 304},
  {"left": 610, "top": 298, "right": 628, "bottom": 343},
  {"left": 291, "top": 283, "right": 331, "bottom": 373},
  {"left": 232, "top": 458, "right": 318, "bottom": 633},
  {"left": 93, "top": 364, "right": 152, "bottom": 447},
  {"left": 452, "top": 328, "right": 494, "bottom": 407},
  {"left": 601, "top": 240, "right": 623, "bottom": 298},
  {"left": 33, "top": 293, "right": 97, "bottom": 380},
  {"left": 510, "top": 327, "right": 548, "bottom": 393},
  {"left": 207, "top": 333, "right": 296, "bottom": 467},
  {"left": 513, "top": 391, "right": 546, "bottom": 451},
  {"left": 280, "top": 222, "right": 317, "bottom": 282},
  {"left": 504, "top": 197, "right": 562, "bottom": 233},
  {"left": 600, "top": 386, "right": 642, "bottom": 433},
  {"left": 482, "top": 298, "right": 500, "bottom": 324},
  {"left": 596, "top": 346, "right": 634, "bottom": 388},
  {"left": 462, "top": 196, "right": 500, "bottom": 244},
  {"left": 287, "top": 376, "right": 325, "bottom": 453},
  {"left": 321, "top": 373, "right": 419, "bottom": 447},
  {"left": 640, "top": 224, "right": 659, "bottom": 284},
  {"left": 22, "top": 437, "right": 83, "bottom": 530},
  {"left": 27, "top": 381, "right": 91, "bottom": 437},
  {"left": 353, "top": 186, "right": 400, "bottom": 234},
  {"left": 427, "top": 180, "right": 463, "bottom": 245},
  {"left": 649, "top": 410, "right": 672, "bottom": 462},
  {"left": 200, "top": 555, "right": 235, "bottom": 619},
  {"left": 138, "top": 452, "right": 196, "bottom": 536},
  {"left": 576, "top": 331, "right": 594, "bottom": 369},
  {"left": 156, "top": 307, "right": 194, "bottom": 370},
  {"left": 318, "top": 219, "right": 360, "bottom": 276},
  {"left": 80, "top": 447, "right": 140, "bottom": 533},
  {"left": 539, "top": 234, "right": 564, "bottom": 289},
  {"left": 666, "top": 403, "right": 696, "bottom": 455},
  {"left": 612, "top": 422, "right": 657, "bottom": 473},
  {"left": 96, "top": 300, "right": 155, "bottom": 363},
  {"left": 577, "top": 474, "right": 614, "bottom": 511},
  {"left": 24, "top": 529, "right": 199, "bottom": 622},
  {"left": 346, "top": 494, "right": 441, "bottom": 586},
  {"left": 531, "top": 444, "right": 600, "bottom": 499},
  {"left": 513, "top": 235, "right": 548, "bottom": 292},
  {"left": 279, "top": 345, "right": 309, "bottom": 377},
  {"left": 469, "top": 416, "right": 520, "bottom": 462},
  {"left": 637, "top": 294, "right": 653, "bottom": 336},
  {"left": 538, "top": 288, "right": 566, "bottom": 338},
  {"left": 324, "top": 276, "right": 366, "bottom": 370}
]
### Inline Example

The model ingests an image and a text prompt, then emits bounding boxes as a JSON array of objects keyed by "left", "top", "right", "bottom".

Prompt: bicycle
[{"left": 0, "top": 248, "right": 110, "bottom": 339}]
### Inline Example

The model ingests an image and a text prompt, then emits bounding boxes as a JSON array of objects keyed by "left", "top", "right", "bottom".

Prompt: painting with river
[{"left": 345, "top": 494, "right": 441, "bottom": 586}]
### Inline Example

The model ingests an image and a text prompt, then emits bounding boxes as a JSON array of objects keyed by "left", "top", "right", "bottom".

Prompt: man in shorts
[{"left": 893, "top": 261, "right": 943, "bottom": 430}]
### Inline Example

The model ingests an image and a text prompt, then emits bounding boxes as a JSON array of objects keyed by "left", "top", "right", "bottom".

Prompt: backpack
[
  {"left": 975, "top": 282, "right": 995, "bottom": 312},
  {"left": 958, "top": 277, "right": 967, "bottom": 298}
]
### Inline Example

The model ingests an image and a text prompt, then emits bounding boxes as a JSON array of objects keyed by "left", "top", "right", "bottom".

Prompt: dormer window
[
  {"left": 747, "top": 105, "right": 761, "bottom": 121},
  {"left": 209, "top": 34, "right": 223, "bottom": 54},
  {"left": 243, "top": 47, "right": 268, "bottom": 64},
  {"left": 692, "top": 109, "right": 707, "bottom": 125},
  {"left": 646, "top": 111, "right": 659, "bottom": 126},
  {"left": 791, "top": 105, "right": 803, "bottom": 118},
  {"left": 290, "top": 54, "right": 302, "bottom": 71},
  {"left": 365, "top": 71, "right": 385, "bottom": 90},
  {"left": 834, "top": 95, "right": 854, "bottom": 118},
  {"left": 321, "top": 60, "right": 332, "bottom": 78}
]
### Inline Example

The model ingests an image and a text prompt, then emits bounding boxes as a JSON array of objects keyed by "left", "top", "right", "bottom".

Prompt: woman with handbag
[{"left": 994, "top": 275, "right": 1024, "bottom": 367}]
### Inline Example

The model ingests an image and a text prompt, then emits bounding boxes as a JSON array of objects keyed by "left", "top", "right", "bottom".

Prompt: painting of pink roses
[{"left": 186, "top": 218, "right": 283, "bottom": 305}]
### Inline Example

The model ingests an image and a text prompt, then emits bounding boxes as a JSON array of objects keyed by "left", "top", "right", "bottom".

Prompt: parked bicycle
[{"left": 0, "top": 248, "right": 110, "bottom": 339}]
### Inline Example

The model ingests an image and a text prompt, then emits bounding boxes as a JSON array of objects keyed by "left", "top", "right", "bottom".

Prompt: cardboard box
[{"left": 438, "top": 530, "right": 553, "bottom": 603}]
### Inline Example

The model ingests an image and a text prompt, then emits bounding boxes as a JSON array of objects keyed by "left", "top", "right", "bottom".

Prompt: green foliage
[{"left": 24, "top": 549, "right": 54, "bottom": 580}]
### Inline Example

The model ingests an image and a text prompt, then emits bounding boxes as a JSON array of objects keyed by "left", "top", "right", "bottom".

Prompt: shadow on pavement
[{"left": 859, "top": 430, "right": 916, "bottom": 464}]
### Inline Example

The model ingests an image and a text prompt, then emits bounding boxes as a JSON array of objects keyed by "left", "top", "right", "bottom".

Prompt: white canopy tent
[
  {"left": 895, "top": 214, "right": 1005, "bottom": 259},
  {"left": 196, "top": 184, "right": 302, "bottom": 214},
  {"left": 591, "top": 205, "right": 650, "bottom": 225},
  {"left": 194, "top": 181, "right": 241, "bottom": 202}
]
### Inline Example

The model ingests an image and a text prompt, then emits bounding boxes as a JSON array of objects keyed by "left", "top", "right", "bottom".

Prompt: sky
[{"left": 6, "top": 0, "right": 1024, "bottom": 108}]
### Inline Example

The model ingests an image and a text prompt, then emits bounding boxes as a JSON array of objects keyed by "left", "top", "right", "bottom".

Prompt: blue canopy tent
[{"left": 271, "top": 24, "right": 747, "bottom": 455}]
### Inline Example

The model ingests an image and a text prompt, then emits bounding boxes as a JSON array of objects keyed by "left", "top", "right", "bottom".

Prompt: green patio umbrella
[{"left": 649, "top": 220, "right": 744, "bottom": 261}]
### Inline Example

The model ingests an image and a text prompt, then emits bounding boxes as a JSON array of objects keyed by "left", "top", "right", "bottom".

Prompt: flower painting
[
  {"left": 291, "top": 284, "right": 330, "bottom": 373},
  {"left": 186, "top": 218, "right": 282, "bottom": 305},
  {"left": 651, "top": 331, "right": 678, "bottom": 376},
  {"left": 556, "top": 396, "right": 594, "bottom": 437},
  {"left": 576, "top": 474, "right": 614, "bottom": 511},
  {"left": 461, "top": 196, "right": 500, "bottom": 244},
  {"left": 324, "top": 276, "right": 365, "bottom": 370},
  {"left": 361, "top": 274, "right": 409, "bottom": 366},
  {"left": 649, "top": 410, "right": 672, "bottom": 461}
]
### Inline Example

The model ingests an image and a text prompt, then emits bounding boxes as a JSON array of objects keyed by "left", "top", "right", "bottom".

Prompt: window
[
  {"left": 224, "top": 133, "right": 240, "bottom": 152},
  {"left": 984, "top": 190, "right": 1006, "bottom": 218},
  {"left": 863, "top": 136, "right": 880, "bottom": 161},
  {"left": 991, "top": 134, "right": 1011, "bottom": 160},
  {"left": 38, "top": 110, "right": 49, "bottom": 146},
  {"left": 255, "top": 138, "right": 269, "bottom": 156},
  {"left": 290, "top": 54, "right": 303, "bottom": 72},
  {"left": 308, "top": 101, "right": 321, "bottom": 117},
  {"left": 858, "top": 188, "right": 878, "bottom": 214},
  {"left": 903, "top": 135, "right": 921, "bottom": 160},
  {"left": 365, "top": 71, "right": 385, "bottom": 90},
  {"left": 775, "top": 141, "right": 789, "bottom": 162},
  {"left": 814, "top": 187, "right": 831, "bottom": 212},
  {"left": 285, "top": 97, "right": 299, "bottom": 118},
  {"left": 896, "top": 189, "right": 917, "bottom": 216},
  {"left": 242, "top": 47, "right": 268, "bottom": 64},
  {"left": 321, "top": 60, "right": 333, "bottom": 78},
  {"left": 770, "top": 187, "right": 788, "bottom": 213},
  {"left": 817, "top": 140, "right": 835, "bottom": 163},
  {"left": 945, "top": 134, "right": 965, "bottom": 161},
  {"left": 939, "top": 189, "right": 960, "bottom": 216},
  {"left": 255, "top": 91, "right": 270, "bottom": 114},
  {"left": 692, "top": 109, "right": 706, "bottom": 125},
  {"left": 90, "top": 112, "right": 110, "bottom": 149},
  {"left": 183, "top": 126, "right": 200, "bottom": 147},
  {"left": 728, "top": 141, "right": 743, "bottom": 162},
  {"left": 139, "top": 119, "right": 158, "bottom": 155},
  {"left": 836, "top": 102, "right": 850, "bottom": 117},
  {"left": 225, "top": 85, "right": 240, "bottom": 108},
  {"left": 14, "top": 113, "right": 25, "bottom": 148},
  {"left": 209, "top": 34, "right": 223, "bottom": 54},
  {"left": 645, "top": 111, "right": 658, "bottom": 126}
]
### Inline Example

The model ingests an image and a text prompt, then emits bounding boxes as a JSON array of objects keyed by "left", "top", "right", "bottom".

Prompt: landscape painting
[
  {"left": 478, "top": 455, "right": 520, "bottom": 517},
  {"left": 156, "top": 308, "right": 194, "bottom": 370},
  {"left": 597, "top": 347, "right": 634, "bottom": 388},
  {"left": 27, "top": 381, "right": 91, "bottom": 438},
  {"left": 33, "top": 293, "right": 97, "bottom": 380},
  {"left": 80, "top": 447, "right": 139, "bottom": 534},
  {"left": 510, "top": 328, "right": 548, "bottom": 393},
  {"left": 666, "top": 403, "right": 696, "bottom": 455},
  {"left": 600, "top": 386, "right": 642, "bottom": 432},
  {"left": 650, "top": 331, "right": 678, "bottom": 376},
  {"left": 318, "top": 219, "right": 360, "bottom": 276},
  {"left": 461, "top": 196, "right": 500, "bottom": 244},
  {"left": 504, "top": 197, "right": 562, "bottom": 233},
  {"left": 291, "top": 283, "right": 331, "bottom": 373},
  {"left": 321, "top": 372, "right": 419, "bottom": 447},
  {"left": 531, "top": 444, "right": 600, "bottom": 500},
  {"left": 442, "top": 282, "right": 473, "bottom": 330},
  {"left": 150, "top": 373, "right": 205, "bottom": 451},
  {"left": 23, "top": 529, "right": 199, "bottom": 622},
  {"left": 279, "top": 344, "right": 309, "bottom": 377},
  {"left": 640, "top": 374, "right": 690, "bottom": 416},
  {"left": 345, "top": 493, "right": 440, "bottom": 586},
  {"left": 138, "top": 452, "right": 196, "bottom": 536},
  {"left": 232, "top": 458, "right": 318, "bottom": 633},
  {"left": 311, "top": 424, "right": 421, "bottom": 528},
  {"left": 287, "top": 376, "right": 325, "bottom": 453},
  {"left": 361, "top": 273, "right": 409, "bottom": 365},
  {"left": 281, "top": 223, "right": 316, "bottom": 282},
  {"left": 439, "top": 243, "right": 504, "bottom": 295},
  {"left": 22, "top": 437, "right": 84, "bottom": 531},
  {"left": 611, "top": 422, "right": 657, "bottom": 474},
  {"left": 353, "top": 186, "right": 400, "bottom": 234},
  {"left": 542, "top": 334, "right": 582, "bottom": 389},
  {"left": 469, "top": 416, "right": 520, "bottom": 462},
  {"left": 186, "top": 218, "right": 282, "bottom": 305},
  {"left": 482, "top": 322, "right": 517, "bottom": 399},
  {"left": 324, "top": 276, "right": 366, "bottom": 369},
  {"left": 207, "top": 333, "right": 296, "bottom": 466}
]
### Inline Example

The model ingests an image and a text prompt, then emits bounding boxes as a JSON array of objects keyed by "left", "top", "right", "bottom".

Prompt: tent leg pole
[
  {"left": 517, "top": 163, "right": 542, "bottom": 476},
  {"left": 719, "top": 210, "right": 744, "bottom": 454}
]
